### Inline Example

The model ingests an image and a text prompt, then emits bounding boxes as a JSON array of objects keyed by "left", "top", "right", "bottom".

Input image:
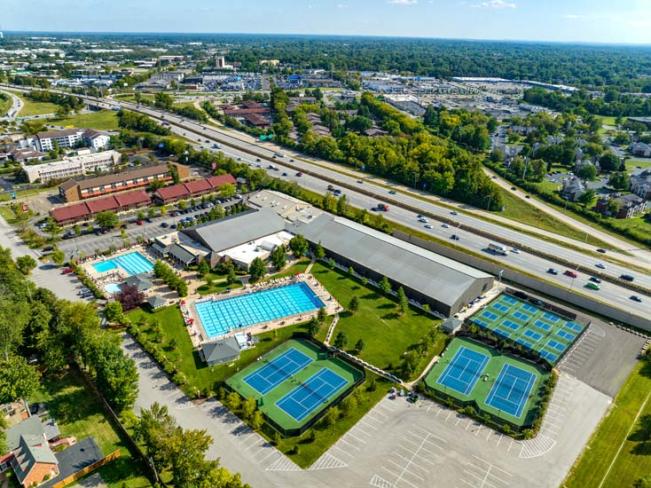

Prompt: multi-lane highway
[{"left": 2, "top": 84, "right": 649, "bottom": 325}]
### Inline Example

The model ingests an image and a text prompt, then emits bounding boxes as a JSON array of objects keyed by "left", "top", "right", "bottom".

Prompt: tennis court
[
  {"left": 276, "top": 368, "right": 348, "bottom": 421},
  {"left": 226, "top": 339, "right": 364, "bottom": 434},
  {"left": 437, "top": 347, "right": 489, "bottom": 396},
  {"left": 244, "top": 348, "right": 312, "bottom": 394},
  {"left": 424, "top": 338, "right": 548, "bottom": 426},
  {"left": 469, "top": 293, "right": 585, "bottom": 364},
  {"left": 485, "top": 364, "right": 536, "bottom": 418}
]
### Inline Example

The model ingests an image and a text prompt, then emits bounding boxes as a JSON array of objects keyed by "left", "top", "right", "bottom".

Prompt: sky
[{"left": 4, "top": 0, "right": 651, "bottom": 45}]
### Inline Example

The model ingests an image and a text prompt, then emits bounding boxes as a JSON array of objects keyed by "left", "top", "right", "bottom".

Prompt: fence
[{"left": 50, "top": 450, "right": 121, "bottom": 488}]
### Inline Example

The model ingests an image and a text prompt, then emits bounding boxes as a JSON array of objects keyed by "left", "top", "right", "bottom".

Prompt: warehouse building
[{"left": 288, "top": 214, "right": 494, "bottom": 316}]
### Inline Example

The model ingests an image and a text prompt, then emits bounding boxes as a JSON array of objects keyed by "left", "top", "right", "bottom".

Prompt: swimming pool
[
  {"left": 195, "top": 282, "right": 325, "bottom": 339},
  {"left": 104, "top": 283, "right": 122, "bottom": 295},
  {"left": 92, "top": 251, "right": 154, "bottom": 276}
]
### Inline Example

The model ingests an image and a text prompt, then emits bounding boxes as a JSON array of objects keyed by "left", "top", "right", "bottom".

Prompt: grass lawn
[
  {"left": 196, "top": 277, "right": 242, "bottom": 295},
  {"left": 563, "top": 359, "right": 651, "bottom": 488},
  {"left": 498, "top": 188, "right": 614, "bottom": 249},
  {"left": 311, "top": 262, "right": 445, "bottom": 380},
  {"left": 261, "top": 258, "right": 311, "bottom": 282},
  {"left": 53, "top": 110, "right": 119, "bottom": 130},
  {"left": 16, "top": 94, "right": 59, "bottom": 116},
  {"left": 29, "top": 370, "right": 151, "bottom": 488},
  {"left": 0, "top": 92, "right": 11, "bottom": 116},
  {"left": 126, "top": 305, "right": 316, "bottom": 394},
  {"left": 626, "top": 159, "right": 651, "bottom": 171}
]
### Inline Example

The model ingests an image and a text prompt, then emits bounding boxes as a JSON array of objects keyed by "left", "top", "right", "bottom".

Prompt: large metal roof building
[{"left": 289, "top": 214, "right": 494, "bottom": 316}]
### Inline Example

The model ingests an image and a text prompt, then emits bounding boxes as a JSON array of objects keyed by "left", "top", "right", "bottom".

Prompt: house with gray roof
[
  {"left": 200, "top": 336, "right": 242, "bottom": 365},
  {"left": 631, "top": 169, "right": 651, "bottom": 199},
  {"left": 288, "top": 214, "right": 494, "bottom": 316},
  {"left": 560, "top": 176, "right": 587, "bottom": 201},
  {"left": 122, "top": 274, "right": 153, "bottom": 292}
]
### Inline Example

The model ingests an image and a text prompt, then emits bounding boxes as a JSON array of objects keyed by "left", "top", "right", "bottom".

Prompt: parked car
[
  {"left": 160, "top": 222, "right": 169, "bottom": 228},
  {"left": 136, "top": 220, "right": 144, "bottom": 225}
]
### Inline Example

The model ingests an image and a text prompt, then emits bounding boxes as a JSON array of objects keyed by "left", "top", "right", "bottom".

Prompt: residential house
[
  {"left": 560, "top": 176, "right": 587, "bottom": 202},
  {"left": 596, "top": 193, "right": 648, "bottom": 219},
  {"left": 630, "top": 142, "right": 651, "bottom": 158},
  {"left": 630, "top": 169, "right": 651, "bottom": 199}
]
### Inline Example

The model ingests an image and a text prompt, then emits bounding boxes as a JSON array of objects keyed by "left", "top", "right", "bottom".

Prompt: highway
[{"left": 2, "top": 84, "right": 649, "bottom": 324}]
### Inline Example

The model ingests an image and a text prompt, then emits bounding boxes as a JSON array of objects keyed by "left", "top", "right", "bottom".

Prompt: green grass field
[
  {"left": 564, "top": 359, "right": 651, "bottom": 488},
  {"left": 226, "top": 338, "right": 363, "bottom": 432},
  {"left": 0, "top": 92, "right": 12, "bottom": 116},
  {"left": 29, "top": 371, "right": 151, "bottom": 488},
  {"left": 424, "top": 337, "right": 548, "bottom": 426},
  {"left": 498, "top": 188, "right": 614, "bottom": 249},
  {"left": 310, "top": 262, "right": 445, "bottom": 380},
  {"left": 53, "top": 110, "right": 119, "bottom": 130},
  {"left": 469, "top": 293, "right": 585, "bottom": 365},
  {"left": 16, "top": 93, "right": 59, "bottom": 116},
  {"left": 626, "top": 159, "right": 651, "bottom": 171}
]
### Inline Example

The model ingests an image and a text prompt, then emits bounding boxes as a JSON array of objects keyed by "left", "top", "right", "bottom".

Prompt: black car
[
  {"left": 596, "top": 248, "right": 607, "bottom": 254},
  {"left": 450, "top": 234, "right": 460, "bottom": 241},
  {"left": 620, "top": 274, "right": 635, "bottom": 282},
  {"left": 630, "top": 295, "right": 642, "bottom": 302},
  {"left": 160, "top": 222, "right": 169, "bottom": 228},
  {"left": 547, "top": 268, "right": 559, "bottom": 275},
  {"left": 590, "top": 276, "right": 602, "bottom": 283}
]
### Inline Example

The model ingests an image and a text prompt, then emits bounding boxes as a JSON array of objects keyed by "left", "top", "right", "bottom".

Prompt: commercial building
[
  {"left": 23, "top": 150, "right": 121, "bottom": 183},
  {"left": 182, "top": 207, "right": 287, "bottom": 267},
  {"left": 50, "top": 189, "right": 150, "bottom": 225},
  {"left": 288, "top": 214, "right": 494, "bottom": 316},
  {"left": 153, "top": 173, "right": 236, "bottom": 204},
  {"left": 59, "top": 162, "right": 189, "bottom": 202}
]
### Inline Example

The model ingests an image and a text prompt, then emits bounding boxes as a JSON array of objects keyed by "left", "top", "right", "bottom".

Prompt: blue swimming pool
[
  {"left": 92, "top": 251, "right": 154, "bottom": 276},
  {"left": 195, "top": 282, "right": 325, "bottom": 339}
]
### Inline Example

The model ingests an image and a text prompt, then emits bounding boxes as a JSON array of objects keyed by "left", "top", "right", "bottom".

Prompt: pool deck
[{"left": 181, "top": 273, "right": 341, "bottom": 347}]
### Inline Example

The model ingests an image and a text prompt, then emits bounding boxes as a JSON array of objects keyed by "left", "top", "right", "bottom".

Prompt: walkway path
[
  {"left": 404, "top": 355, "right": 439, "bottom": 388},
  {"left": 324, "top": 313, "right": 339, "bottom": 346}
]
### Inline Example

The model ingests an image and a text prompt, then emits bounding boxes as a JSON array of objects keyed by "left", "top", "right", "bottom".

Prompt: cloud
[
  {"left": 387, "top": 0, "right": 418, "bottom": 5},
  {"left": 476, "top": 0, "right": 516, "bottom": 9}
]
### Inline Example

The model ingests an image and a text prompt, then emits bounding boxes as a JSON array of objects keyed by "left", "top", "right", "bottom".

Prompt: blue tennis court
[
  {"left": 276, "top": 368, "right": 348, "bottom": 421},
  {"left": 195, "top": 282, "right": 325, "bottom": 339},
  {"left": 482, "top": 311, "right": 499, "bottom": 320},
  {"left": 503, "top": 320, "right": 520, "bottom": 331},
  {"left": 543, "top": 312, "right": 560, "bottom": 323},
  {"left": 244, "top": 348, "right": 312, "bottom": 394},
  {"left": 539, "top": 350, "right": 558, "bottom": 362},
  {"left": 524, "top": 330, "right": 542, "bottom": 341},
  {"left": 513, "top": 311, "right": 530, "bottom": 321},
  {"left": 492, "top": 302, "right": 510, "bottom": 312},
  {"left": 486, "top": 364, "right": 536, "bottom": 418},
  {"left": 533, "top": 320, "right": 551, "bottom": 331},
  {"left": 437, "top": 347, "right": 489, "bottom": 395}
]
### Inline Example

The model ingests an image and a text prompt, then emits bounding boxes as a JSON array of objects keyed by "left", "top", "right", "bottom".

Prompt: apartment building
[
  {"left": 22, "top": 150, "right": 121, "bottom": 183},
  {"left": 35, "top": 128, "right": 111, "bottom": 152},
  {"left": 58, "top": 162, "right": 190, "bottom": 202}
]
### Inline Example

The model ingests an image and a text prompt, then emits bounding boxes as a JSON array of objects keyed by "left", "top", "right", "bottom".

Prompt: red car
[
  {"left": 564, "top": 270, "right": 578, "bottom": 278},
  {"left": 61, "top": 267, "right": 73, "bottom": 275},
  {"left": 136, "top": 220, "right": 144, "bottom": 225}
]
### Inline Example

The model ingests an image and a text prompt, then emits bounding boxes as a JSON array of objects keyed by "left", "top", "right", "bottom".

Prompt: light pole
[{"left": 498, "top": 269, "right": 504, "bottom": 283}]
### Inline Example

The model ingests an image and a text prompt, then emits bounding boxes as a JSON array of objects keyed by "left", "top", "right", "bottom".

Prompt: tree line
[{"left": 523, "top": 87, "right": 651, "bottom": 117}]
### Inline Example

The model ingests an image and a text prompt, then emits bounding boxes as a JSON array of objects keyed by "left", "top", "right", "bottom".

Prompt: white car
[
  {"left": 418, "top": 217, "right": 428, "bottom": 223},
  {"left": 511, "top": 248, "right": 521, "bottom": 254},
  {"left": 424, "top": 224, "right": 433, "bottom": 229},
  {"left": 442, "top": 223, "right": 450, "bottom": 228},
  {"left": 595, "top": 263, "right": 606, "bottom": 269}
]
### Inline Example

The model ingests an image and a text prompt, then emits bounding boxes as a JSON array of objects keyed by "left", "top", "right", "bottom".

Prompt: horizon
[{"left": 4, "top": 0, "right": 651, "bottom": 45}]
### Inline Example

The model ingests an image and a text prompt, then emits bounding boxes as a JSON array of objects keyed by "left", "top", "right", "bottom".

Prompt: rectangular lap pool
[
  {"left": 92, "top": 251, "right": 154, "bottom": 276},
  {"left": 195, "top": 282, "right": 324, "bottom": 339}
]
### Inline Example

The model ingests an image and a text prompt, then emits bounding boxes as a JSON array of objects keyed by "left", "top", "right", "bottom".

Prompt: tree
[
  {"left": 379, "top": 276, "right": 392, "bottom": 295},
  {"left": 226, "top": 267, "right": 237, "bottom": 285},
  {"left": 336, "top": 194, "right": 348, "bottom": 215},
  {"left": 334, "top": 331, "right": 347, "bottom": 349},
  {"left": 51, "top": 248, "right": 65, "bottom": 266},
  {"left": 314, "top": 242, "right": 325, "bottom": 260},
  {"left": 197, "top": 259, "right": 210, "bottom": 277},
  {"left": 270, "top": 245, "right": 287, "bottom": 270},
  {"left": 248, "top": 257, "right": 266, "bottom": 282},
  {"left": 349, "top": 296, "right": 360, "bottom": 314},
  {"left": 135, "top": 402, "right": 176, "bottom": 469},
  {"left": 324, "top": 406, "right": 340, "bottom": 426},
  {"left": 608, "top": 171, "right": 630, "bottom": 190},
  {"left": 577, "top": 188, "right": 596, "bottom": 207},
  {"left": 576, "top": 163, "right": 597, "bottom": 181},
  {"left": 242, "top": 397, "right": 257, "bottom": 420},
  {"left": 104, "top": 301, "right": 126, "bottom": 324},
  {"left": 225, "top": 392, "right": 242, "bottom": 412},
  {"left": 354, "top": 339, "right": 365, "bottom": 353},
  {"left": 0, "top": 355, "right": 41, "bottom": 403},
  {"left": 397, "top": 287, "right": 409, "bottom": 315},
  {"left": 16, "top": 255, "right": 37, "bottom": 275},
  {"left": 116, "top": 284, "right": 145, "bottom": 311},
  {"left": 599, "top": 151, "right": 622, "bottom": 172},
  {"left": 95, "top": 211, "right": 119, "bottom": 230},
  {"left": 317, "top": 307, "right": 327, "bottom": 324},
  {"left": 307, "top": 318, "right": 319, "bottom": 337},
  {"left": 219, "top": 183, "right": 237, "bottom": 199},
  {"left": 289, "top": 234, "right": 309, "bottom": 257},
  {"left": 635, "top": 476, "right": 651, "bottom": 488},
  {"left": 251, "top": 410, "right": 264, "bottom": 430}
]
